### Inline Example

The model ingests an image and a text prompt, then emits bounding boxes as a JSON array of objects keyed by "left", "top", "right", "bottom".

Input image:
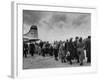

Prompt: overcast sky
[{"left": 23, "top": 10, "right": 91, "bottom": 42}]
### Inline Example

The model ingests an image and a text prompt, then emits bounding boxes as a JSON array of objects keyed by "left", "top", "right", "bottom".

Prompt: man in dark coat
[
  {"left": 29, "top": 42, "right": 35, "bottom": 57},
  {"left": 65, "top": 40, "right": 69, "bottom": 55},
  {"left": 39, "top": 40, "right": 43, "bottom": 48},
  {"left": 85, "top": 36, "right": 91, "bottom": 63},
  {"left": 73, "top": 37, "right": 79, "bottom": 63},
  {"left": 49, "top": 45, "right": 53, "bottom": 56},
  {"left": 54, "top": 43, "right": 59, "bottom": 61},
  {"left": 65, "top": 38, "right": 73, "bottom": 64},
  {"left": 23, "top": 42, "right": 28, "bottom": 58},
  {"left": 42, "top": 43, "right": 46, "bottom": 57}
]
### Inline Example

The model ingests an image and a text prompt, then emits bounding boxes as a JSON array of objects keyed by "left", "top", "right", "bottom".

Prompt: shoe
[
  {"left": 70, "top": 61, "right": 72, "bottom": 65},
  {"left": 80, "top": 63, "right": 83, "bottom": 66}
]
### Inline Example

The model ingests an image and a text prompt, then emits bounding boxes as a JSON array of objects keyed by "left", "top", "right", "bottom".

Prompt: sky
[{"left": 23, "top": 10, "right": 91, "bottom": 42}]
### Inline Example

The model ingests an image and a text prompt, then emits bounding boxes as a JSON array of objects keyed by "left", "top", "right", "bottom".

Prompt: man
[
  {"left": 39, "top": 40, "right": 43, "bottom": 49},
  {"left": 53, "top": 43, "right": 59, "bottom": 61},
  {"left": 45, "top": 41, "right": 50, "bottom": 56},
  {"left": 85, "top": 36, "right": 91, "bottom": 63},
  {"left": 77, "top": 37, "right": 85, "bottom": 65},
  {"left": 66, "top": 38, "right": 73, "bottom": 64},
  {"left": 23, "top": 42, "right": 28, "bottom": 58},
  {"left": 64, "top": 39, "right": 69, "bottom": 63},
  {"left": 29, "top": 42, "right": 35, "bottom": 57},
  {"left": 59, "top": 43, "right": 66, "bottom": 63},
  {"left": 65, "top": 40, "right": 69, "bottom": 55},
  {"left": 49, "top": 45, "right": 53, "bottom": 56},
  {"left": 73, "top": 37, "right": 79, "bottom": 63}
]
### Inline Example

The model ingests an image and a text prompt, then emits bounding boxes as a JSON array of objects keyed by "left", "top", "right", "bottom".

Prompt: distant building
[{"left": 23, "top": 25, "right": 39, "bottom": 42}]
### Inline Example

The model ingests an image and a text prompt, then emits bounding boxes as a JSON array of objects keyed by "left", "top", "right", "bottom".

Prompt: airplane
[{"left": 23, "top": 25, "right": 39, "bottom": 42}]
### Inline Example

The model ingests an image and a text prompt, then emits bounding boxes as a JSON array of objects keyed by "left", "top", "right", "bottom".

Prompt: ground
[{"left": 23, "top": 54, "right": 91, "bottom": 69}]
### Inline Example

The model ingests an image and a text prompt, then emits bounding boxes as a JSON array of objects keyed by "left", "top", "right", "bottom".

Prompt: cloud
[
  {"left": 72, "top": 13, "right": 90, "bottom": 27},
  {"left": 51, "top": 13, "right": 67, "bottom": 23},
  {"left": 23, "top": 10, "right": 91, "bottom": 41},
  {"left": 38, "top": 12, "right": 68, "bottom": 31},
  {"left": 23, "top": 10, "right": 45, "bottom": 26}
]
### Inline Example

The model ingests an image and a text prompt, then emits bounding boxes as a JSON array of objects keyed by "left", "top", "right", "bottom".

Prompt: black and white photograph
[{"left": 23, "top": 10, "right": 91, "bottom": 69}]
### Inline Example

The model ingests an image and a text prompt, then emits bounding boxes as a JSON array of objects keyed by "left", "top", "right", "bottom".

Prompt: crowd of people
[{"left": 23, "top": 36, "right": 91, "bottom": 66}]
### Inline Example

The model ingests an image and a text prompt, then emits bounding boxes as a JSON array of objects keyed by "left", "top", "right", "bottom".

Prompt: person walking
[{"left": 77, "top": 38, "right": 85, "bottom": 65}]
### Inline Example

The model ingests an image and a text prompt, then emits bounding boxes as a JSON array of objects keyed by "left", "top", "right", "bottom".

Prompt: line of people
[{"left": 23, "top": 36, "right": 91, "bottom": 66}]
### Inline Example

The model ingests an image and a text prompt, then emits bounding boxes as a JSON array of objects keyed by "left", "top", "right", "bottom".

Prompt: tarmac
[{"left": 23, "top": 54, "right": 91, "bottom": 69}]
